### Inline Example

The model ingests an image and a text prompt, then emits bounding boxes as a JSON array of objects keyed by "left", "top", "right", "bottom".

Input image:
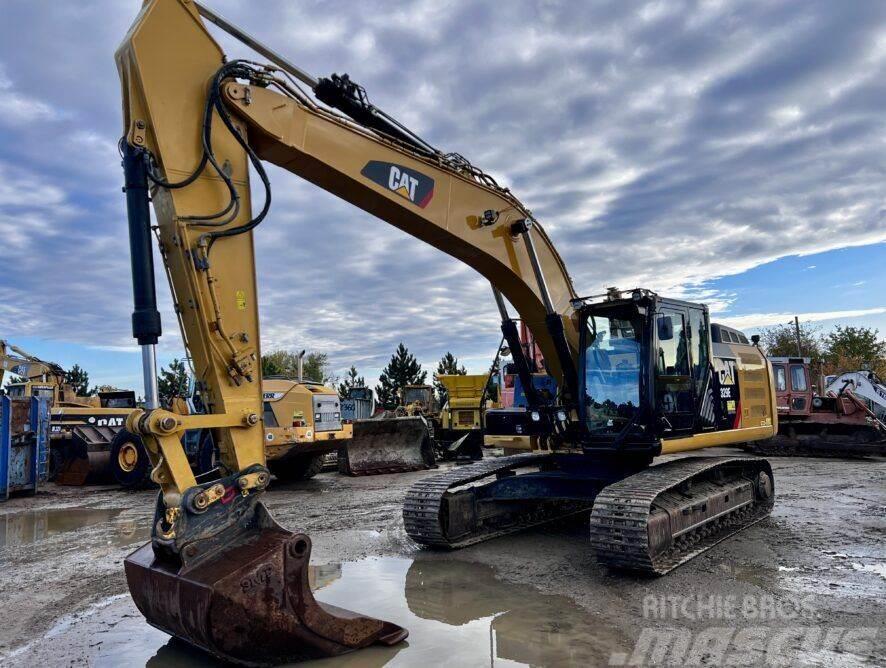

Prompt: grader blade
[
  {"left": 125, "top": 498, "right": 406, "bottom": 665},
  {"left": 339, "top": 416, "right": 436, "bottom": 476}
]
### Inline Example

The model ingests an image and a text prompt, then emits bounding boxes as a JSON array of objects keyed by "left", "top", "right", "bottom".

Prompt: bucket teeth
[{"left": 125, "top": 502, "right": 406, "bottom": 665}]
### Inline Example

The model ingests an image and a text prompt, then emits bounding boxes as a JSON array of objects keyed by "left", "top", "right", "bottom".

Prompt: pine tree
[
  {"left": 338, "top": 365, "right": 365, "bottom": 397},
  {"left": 375, "top": 343, "right": 427, "bottom": 409},
  {"left": 158, "top": 358, "right": 190, "bottom": 409},
  {"left": 65, "top": 364, "right": 93, "bottom": 397},
  {"left": 434, "top": 351, "right": 467, "bottom": 405}
]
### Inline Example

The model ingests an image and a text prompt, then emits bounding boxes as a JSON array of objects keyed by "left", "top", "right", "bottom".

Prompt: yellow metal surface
[
  {"left": 660, "top": 426, "right": 775, "bottom": 454},
  {"left": 224, "top": 82, "right": 579, "bottom": 380},
  {"left": 264, "top": 423, "right": 353, "bottom": 459},
  {"left": 439, "top": 374, "right": 487, "bottom": 431},
  {"left": 262, "top": 378, "right": 352, "bottom": 459},
  {"left": 117, "top": 442, "right": 140, "bottom": 472},
  {"left": 483, "top": 434, "right": 549, "bottom": 452},
  {"left": 438, "top": 375, "right": 487, "bottom": 403},
  {"left": 118, "top": 0, "right": 265, "bottom": 501}
]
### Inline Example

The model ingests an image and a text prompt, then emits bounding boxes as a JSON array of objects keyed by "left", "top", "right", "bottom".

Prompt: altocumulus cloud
[{"left": 0, "top": 0, "right": 884, "bottom": 380}]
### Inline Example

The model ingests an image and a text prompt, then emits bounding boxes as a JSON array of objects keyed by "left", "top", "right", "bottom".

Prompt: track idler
[{"left": 124, "top": 465, "right": 407, "bottom": 665}]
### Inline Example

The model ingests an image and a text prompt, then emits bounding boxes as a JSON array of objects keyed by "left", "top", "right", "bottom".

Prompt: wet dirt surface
[{"left": 0, "top": 448, "right": 884, "bottom": 667}]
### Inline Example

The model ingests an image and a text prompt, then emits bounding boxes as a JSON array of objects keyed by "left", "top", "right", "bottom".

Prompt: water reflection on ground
[
  {"left": 0, "top": 507, "right": 151, "bottom": 548},
  {"left": 12, "top": 556, "right": 624, "bottom": 667}
]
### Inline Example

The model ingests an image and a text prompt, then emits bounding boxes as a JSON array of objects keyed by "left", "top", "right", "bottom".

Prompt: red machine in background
[{"left": 746, "top": 357, "right": 886, "bottom": 457}]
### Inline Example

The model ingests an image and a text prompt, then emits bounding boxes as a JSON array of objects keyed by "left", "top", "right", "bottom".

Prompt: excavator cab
[
  {"left": 577, "top": 289, "right": 713, "bottom": 452},
  {"left": 574, "top": 288, "right": 772, "bottom": 456}
]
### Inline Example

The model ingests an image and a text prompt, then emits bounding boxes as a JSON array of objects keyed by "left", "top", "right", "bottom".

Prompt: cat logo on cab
[{"left": 361, "top": 161, "right": 435, "bottom": 208}]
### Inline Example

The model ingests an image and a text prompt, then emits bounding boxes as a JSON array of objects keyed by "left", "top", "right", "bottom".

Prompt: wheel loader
[
  {"left": 114, "top": 2, "right": 779, "bottom": 663},
  {"left": 338, "top": 378, "right": 487, "bottom": 475},
  {"left": 1, "top": 340, "right": 146, "bottom": 486},
  {"left": 337, "top": 383, "right": 436, "bottom": 476}
]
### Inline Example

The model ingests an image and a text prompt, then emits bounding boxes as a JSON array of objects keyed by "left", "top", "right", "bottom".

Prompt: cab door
[
  {"left": 772, "top": 363, "right": 790, "bottom": 417},
  {"left": 654, "top": 307, "right": 695, "bottom": 432},
  {"left": 787, "top": 363, "right": 812, "bottom": 417}
]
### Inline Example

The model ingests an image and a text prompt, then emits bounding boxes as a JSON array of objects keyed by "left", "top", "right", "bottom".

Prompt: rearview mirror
[{"left": 657, "top": 316, "right": 674, "bottom": 341}]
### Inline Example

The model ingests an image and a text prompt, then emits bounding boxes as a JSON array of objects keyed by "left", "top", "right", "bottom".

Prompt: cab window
[
  {"left": 774, "top": 365, "right": 787, "bottom": 392},
  {"left": 790, "top": 365, "right": 807, "bottom": 392},
  {"left": 263, "top": 402, "right": 279, "bottom": 427},
  {"left": 689, "top": 308, "right": 709, "bottom": 395},
  {"left": 656, "top": 313, "right": 689, "bottom": 376}
]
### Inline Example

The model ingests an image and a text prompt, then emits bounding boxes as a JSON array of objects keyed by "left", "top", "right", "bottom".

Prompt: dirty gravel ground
[{"left": 0, "top": 447, "right": 883, "bottom": 667}]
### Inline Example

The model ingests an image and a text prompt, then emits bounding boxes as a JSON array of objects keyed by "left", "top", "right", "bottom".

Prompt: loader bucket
[
  {"left": 339, "top": 417, "right": 435, "bottom": 476},
  {"left": 52, "top": 430, "right": 113, "bottom": 485},
  {"left": 125, "top": 500, "right": 407, "bottom": 665}
]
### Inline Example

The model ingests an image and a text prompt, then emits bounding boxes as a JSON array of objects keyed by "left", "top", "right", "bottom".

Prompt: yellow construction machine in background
[
  {"left": 436, "top": 374, "right": 490, "bottom": 460},
  {"left": 262, "top": 376, "right": 352, "bottom": 481},
  {"left": 1, "top": 340, "right": 145, "bottom": 486}
]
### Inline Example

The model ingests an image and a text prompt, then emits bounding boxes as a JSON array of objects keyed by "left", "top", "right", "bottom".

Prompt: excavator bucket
[
  {"left": 125, "top": 500, "right": 407, "bottom": 665},
  {"left": 339, "top": 416, "right": 436, "bottom": 475}
]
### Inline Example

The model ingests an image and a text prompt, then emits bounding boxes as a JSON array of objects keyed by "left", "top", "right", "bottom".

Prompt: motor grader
[{"left": 115, "top": 2, "right": 779, "bottom": 663}]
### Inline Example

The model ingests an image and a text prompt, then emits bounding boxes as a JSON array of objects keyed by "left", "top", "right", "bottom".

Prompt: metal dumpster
[{"left": 0, "top": 395, "right": 50, "bottom": 500}]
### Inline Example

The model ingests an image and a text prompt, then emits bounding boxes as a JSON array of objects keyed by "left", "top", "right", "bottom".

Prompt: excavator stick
[
  {"left": 124, "top": 467, "right": 406, "bottom": 665},
  {"left": 339, "top": 416, "right": 436, "bottom": 475}
]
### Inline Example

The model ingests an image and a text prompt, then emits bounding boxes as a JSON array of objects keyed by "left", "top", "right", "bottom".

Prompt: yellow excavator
[{"left": 115, "top": 2, "right": 778, "bottom": 663}]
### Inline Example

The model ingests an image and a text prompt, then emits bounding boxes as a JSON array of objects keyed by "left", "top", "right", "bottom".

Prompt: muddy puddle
[
  {"left": 9, "top": 556, "right": 626, "bottom": 667},
  {"left": 0, "top": 507, "right": 150, "bottom": 548}
]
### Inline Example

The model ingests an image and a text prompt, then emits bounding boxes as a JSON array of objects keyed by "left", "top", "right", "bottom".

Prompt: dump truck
[{"left": 114, "top": 3, "right": 780, "bottom": 661}]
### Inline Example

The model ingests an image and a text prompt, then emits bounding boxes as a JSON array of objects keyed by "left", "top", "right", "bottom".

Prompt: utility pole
[{"left": 794, "top": 316, "right": 802, "bottom": 357}]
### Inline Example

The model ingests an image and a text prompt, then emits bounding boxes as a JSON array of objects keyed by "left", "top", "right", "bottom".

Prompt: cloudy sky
[{"left": 1, "top": 0, "right": 884, "bottom": 392}]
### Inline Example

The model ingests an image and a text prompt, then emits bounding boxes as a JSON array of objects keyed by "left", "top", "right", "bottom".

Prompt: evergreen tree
[
  {"left": 375, "top": 343, "right": 427, "bottom": 409},
  {"left": 303, "top": 352, "right": 333, "bottom": 384},
  {"left": 65, "top": 364, "right": 93, "bottom": 397},
  {"left": 433, "top": 351, "right": 467, "bottom": 405},
  {"left": 338, "top": 365, "right": 365, "bottom": 397},
  {"left": 158, "top": 358, "right": 189, "bottom": 408}
]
